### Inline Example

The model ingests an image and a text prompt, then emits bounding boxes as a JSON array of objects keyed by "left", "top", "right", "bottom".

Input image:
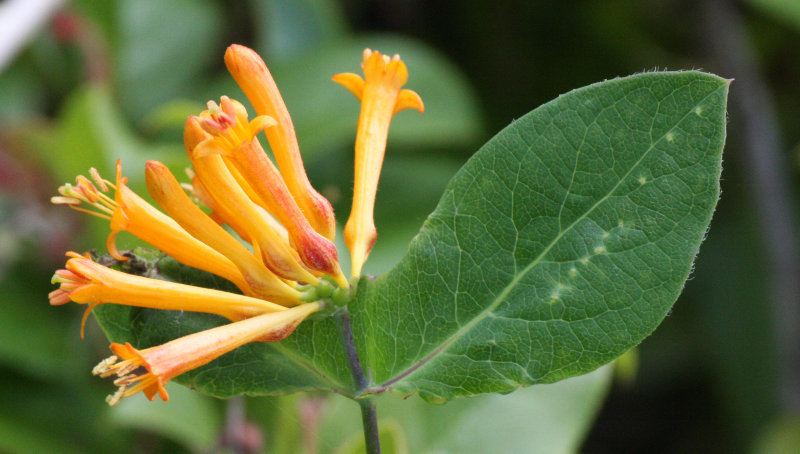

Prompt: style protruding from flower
[
  {"left": 333, "top": 49, "right": 424, "bottom": 278},
  {"left": 51, "top": 43, "right": 422, "bottom": 405}
]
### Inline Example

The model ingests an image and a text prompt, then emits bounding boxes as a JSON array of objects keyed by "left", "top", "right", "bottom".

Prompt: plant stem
[
  {"left": 358, "top": 398, "right": 381, "bottom": 454},
  {"left": 335, "top": 309, "right": 381, "bottom": 453}
]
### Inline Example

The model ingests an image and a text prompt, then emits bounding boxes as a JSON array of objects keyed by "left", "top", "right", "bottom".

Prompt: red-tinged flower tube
[
  {"left": 190, "top": 100, "right": 347, "bottom": 287},
  {"left": 185, "top": 112, "right": 318, "bottom": 285},
  {"left": 93, "top": 302, "right": 320, "bottom": 405},
  {"left": 333, "top": 49, "right": 424, "bottom": 278},
  {"left": 224, "top": 44, "right": 337, "bottom": 241}
]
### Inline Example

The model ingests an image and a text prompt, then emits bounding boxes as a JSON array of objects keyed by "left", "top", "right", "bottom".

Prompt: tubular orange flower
[
  {"left": 144, "top": 160, "right": 302, "bottom": 304},
  {"left": 93, "top": 302, "right": 320, "bottom": 405},
  {"left": 333, "top": 49, "right": 424, "bottom": 278},
  {"left": 51, "top": 45, "right": 423, "bottom": 407},
  {"left": 49, "top": 252, "right": 289, "bottom": 338},
  {"left": 224, "top": 44, "right": 336, "bottom": 241},
  {"left": 189, "top": 142, "right": 319, "bottom": 284},
  {"left": 52, "top": 162, "right": 253, "bottom": 294},
  {"left": 191, "top": 99, "right": 347, "bottom": 287}
]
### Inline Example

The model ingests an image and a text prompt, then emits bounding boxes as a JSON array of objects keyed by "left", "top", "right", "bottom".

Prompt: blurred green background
[{"left": 1, "top": 0, "right": 799, "bottom": 452}]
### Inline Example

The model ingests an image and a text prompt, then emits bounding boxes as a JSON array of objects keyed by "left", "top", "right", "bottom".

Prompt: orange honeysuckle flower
[
  {"left": 51, "top": 45, "right": 427, "bottom": 407},
  {"left": 144, "top": 161, "right": 302, "bottom": 304},
  {"left": 49, "top": 252, "right": 289, "bottom": 338},
  {"left": 186, "top": 120, "right": 320, "bottom": 285},
  {"left": 333, "top": 49, "right": 424, "bottom": 278},
  {"left": 93, "top": 302, "right": 320, "bottom": 405},
  {"left": 187, "top": 166, "right": 292, "bottom": 248},
  {"left": 224, "top": 44, "right": 337, "bottom": 241},
  {"left": 51, "top": 162, "right": 253, "bottom": 294},
  {"left": 190, "top": 99, "right": 348, "bottom": 288}
]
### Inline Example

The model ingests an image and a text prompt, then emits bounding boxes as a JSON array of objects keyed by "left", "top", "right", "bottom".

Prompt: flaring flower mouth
[{"left": 333, "top": 48, "right": 424, "bottom": 278}]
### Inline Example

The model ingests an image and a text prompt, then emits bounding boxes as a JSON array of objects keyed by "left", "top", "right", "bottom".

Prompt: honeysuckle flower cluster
[{"left": 49, "top": 44, "right": 422, "bottom": 405}]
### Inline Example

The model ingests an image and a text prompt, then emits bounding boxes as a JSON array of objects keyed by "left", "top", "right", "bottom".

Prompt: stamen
[
  {"left": 89, "top": 167, "right": 109, "bottom": 192},
  {"left": 75, "top": 176, "right": 100, "bottom": 202},
  {"left": 106, "top": 386, "right": 126, "bottom": 406},
  {"left": 92, "top": 355, "right": 118, "bottom": 375},
  {"left": 50, "top": 196, "right": 82, "bottom": 206},
  {"left": 115, "top": 361, "right": 142, "bottom": 378},
  {"left": 67, "top": 206, "right": 113, "bottom": 221},
  {"left": 123, "top": 374, "right": 159, "bottom": 397},
  {"left": 54, "top": 171, "right": 120, "bottom": 220}
]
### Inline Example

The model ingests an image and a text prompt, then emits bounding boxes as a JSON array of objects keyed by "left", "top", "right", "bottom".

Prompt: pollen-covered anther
[
  {"left": 204, "top": 100, "right": 235, "bottom": 131},
  {"left": 92, "top": 348, "right": 164, "bottom": 406},
  {"left": 52, "top": 172, "right": 118, "bottom": 221},
  {"left": 92, "top": 355, "right": 118, "bottom": 375}
]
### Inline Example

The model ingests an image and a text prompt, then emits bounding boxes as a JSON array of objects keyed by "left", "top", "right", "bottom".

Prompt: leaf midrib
[{"left": 380, "top": 81, "right": 725, "bottom": 390}]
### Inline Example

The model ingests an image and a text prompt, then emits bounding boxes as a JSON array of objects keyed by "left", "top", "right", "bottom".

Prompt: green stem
[
  {"left": 335, "top": 309, "right": 381, "bottom": 454},
  {"left": 358, "top": 398, "right": 381, "bottom": 454}
]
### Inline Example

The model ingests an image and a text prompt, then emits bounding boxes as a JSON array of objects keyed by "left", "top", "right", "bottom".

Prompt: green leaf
[
  {"left": 746, "top": 0, "right": 800, "bottom": 33},
  {"left": 352, "top": 71, "right": 729, "bottom": 401},
  {"left": 0, "top": 259, "right": 81, "bottom": 378},
  {"left": 0, "top": 414, "right": 87, "bottom": 454},
  {"left": 24, "top": 84, "right": 184, "bottom": 186},
  {"left": 752, "top": 414, "right": 800, "bottom": 454}
]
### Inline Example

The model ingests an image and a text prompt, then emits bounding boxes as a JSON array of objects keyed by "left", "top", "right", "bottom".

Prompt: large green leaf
[
  {"left": 351, "top": 71, "right": 728, "bottom": 401},
  {"left": 91, "top": 72, "right": 727, "bottom": 401}
]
